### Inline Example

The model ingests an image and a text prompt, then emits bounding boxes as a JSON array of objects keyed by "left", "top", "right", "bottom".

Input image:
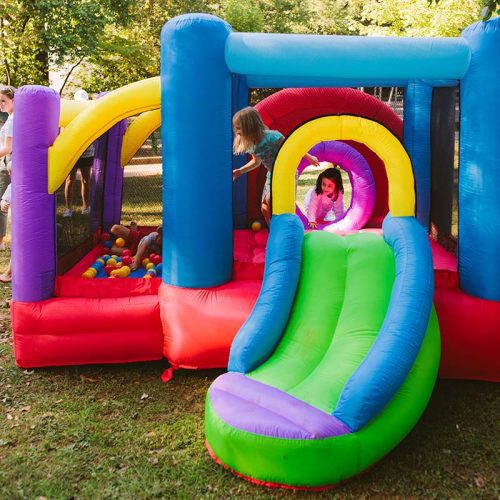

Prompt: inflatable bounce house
[{"left": 9, "top": 12, "right": 499, "bottom": 489}]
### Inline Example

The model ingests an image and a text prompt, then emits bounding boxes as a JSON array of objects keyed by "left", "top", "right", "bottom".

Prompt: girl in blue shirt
[{"left": 232, "top": 106, "right": 318, "bottom": 226}]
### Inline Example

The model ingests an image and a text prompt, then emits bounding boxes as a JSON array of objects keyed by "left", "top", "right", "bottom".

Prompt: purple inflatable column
[
  {"left": 11, "top": 86, "right": 60, "bottom": 302},
  {"left": 89, "top": 133, "right": 107, "bottom": 234},
  {"left": 89, "top": 120, "right": 127, "bottom": 234},
  {"left": 102, "top": 119, "right": 127, "bottom": 231}
]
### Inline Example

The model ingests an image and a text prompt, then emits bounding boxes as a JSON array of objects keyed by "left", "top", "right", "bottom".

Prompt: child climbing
[{"left": 232, "top": 106, "right": 319, "bottom": 225}]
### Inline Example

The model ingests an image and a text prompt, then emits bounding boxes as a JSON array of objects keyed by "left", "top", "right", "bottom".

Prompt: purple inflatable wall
[{"left": 12, "top": 86, "right": 59, "bottom": 302}]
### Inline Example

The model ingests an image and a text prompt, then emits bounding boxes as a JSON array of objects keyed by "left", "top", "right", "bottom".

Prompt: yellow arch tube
[
  {"left": 48, "top": 76, "right": 160, "bottom": 193},
  {"left": 120, "top": 109, "right": 161, "bottom": 167},
  {"left": 60, "top": 99, "right": 93, "bottom": 127},
  {"left": 272, "top": 115, "right": 415, "bottom": 217}
]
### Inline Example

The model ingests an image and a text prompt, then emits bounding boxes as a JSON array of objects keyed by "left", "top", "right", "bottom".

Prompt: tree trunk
[{"left": 35, "top": 49, "right": 50, "bottom": 85}]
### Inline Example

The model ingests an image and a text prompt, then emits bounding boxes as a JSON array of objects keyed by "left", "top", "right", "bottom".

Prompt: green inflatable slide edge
[{"left": 205, "top": 232, "right": 441, "bottom": 488}]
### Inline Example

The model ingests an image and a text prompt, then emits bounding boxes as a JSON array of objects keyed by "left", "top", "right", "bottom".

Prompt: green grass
[
  {"left": 0, "top": 164, "right": 496, "bottom": 497},
  {"left": 0, "top": 243, "right": 498, "bottom": 498}
]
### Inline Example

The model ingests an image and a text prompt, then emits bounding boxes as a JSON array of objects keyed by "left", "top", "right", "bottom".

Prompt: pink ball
[{"left": 101, "top": 232, "right": 110, "bottom": 241}]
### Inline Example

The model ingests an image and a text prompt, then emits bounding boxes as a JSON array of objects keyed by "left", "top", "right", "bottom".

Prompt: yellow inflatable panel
[
  {"left": 60, "top": 99, "right": 92, "bottom": 127},
  {"left": 121, "top": 109, "right": 161, "bottom": 167},
  {"left": 272, "top": 115, "right": 415, "bottom": 217},
  {"left": 48, "top": 77, "right": 160, "bottom": 193}
]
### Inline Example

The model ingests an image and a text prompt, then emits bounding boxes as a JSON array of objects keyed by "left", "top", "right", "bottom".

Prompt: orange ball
[
  {"left": 115, "top": 237, "right": 126, "bottom": 248},
  {"left": 251, "top": 221, "right": 262, "bottom": 232}
]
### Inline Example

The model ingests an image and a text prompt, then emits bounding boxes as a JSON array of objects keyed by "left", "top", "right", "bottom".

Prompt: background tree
[
  {"left": 356, "top": 0, "right": 483, "bottom": 37},
  {"left": 430, "top": 0, "right": 500, "bottom": 20},
  {"left": 0, "top": 0, "right": 135, "bottom": 89}
]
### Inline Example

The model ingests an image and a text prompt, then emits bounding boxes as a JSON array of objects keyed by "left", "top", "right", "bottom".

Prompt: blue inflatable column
[
  {"left": 460, "top": 20, "right": 500, "bottom": 300},
  {"left": 232, "top": 74, "right": 249, "bottom": 229},
  {"left": 161, "top": 14, "right": 233, "bottom": 287},
  {"left": 403, "top": 81, "right": 433, "bottom": 228}
]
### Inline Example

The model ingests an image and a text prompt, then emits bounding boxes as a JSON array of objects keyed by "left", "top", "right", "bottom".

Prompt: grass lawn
[
  {"left": 0, "top": 242, "right": 498, "bottom": 497},
  {"left": 0, "top": 163, "right": 497, "bottom": 497}
]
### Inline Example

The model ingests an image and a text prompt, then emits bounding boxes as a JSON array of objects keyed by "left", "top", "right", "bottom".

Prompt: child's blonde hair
[{"left": 232, "top": 107, "right": 267, "bottom": 154}]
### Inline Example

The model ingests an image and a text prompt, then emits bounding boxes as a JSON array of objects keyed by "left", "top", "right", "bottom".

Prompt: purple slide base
[{"left": 209, "top": 372, "right": 351, "bottom": 440}]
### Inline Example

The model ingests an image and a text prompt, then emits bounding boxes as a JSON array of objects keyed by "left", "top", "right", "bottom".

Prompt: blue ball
[{"left": 103, "top": 240, "right": 113, "bottom": 249}]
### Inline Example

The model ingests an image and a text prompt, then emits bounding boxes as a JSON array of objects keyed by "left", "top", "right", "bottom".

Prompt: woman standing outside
[{"left": 0, "top": 86, "right": 15, "bottom": 281}]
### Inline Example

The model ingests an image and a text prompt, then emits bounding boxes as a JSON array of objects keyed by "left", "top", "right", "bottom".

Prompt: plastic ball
[
  {"left": 142, "top": 258, "right": 150, "bottom": 267},
  {"left": 251, "top": 221, "right": 262, "bottom": 232},
  {"left": 143, "top": 274, "right": 153, "bottom": 279},
  {"left": 147, "top": 269, "right": 157, "bottom": 277},
  {"left": 96, "top": 258, "right": 105, "bottom": 265},
  {"left": 103, "top": 240, "right": 113, "bottom": 249},
  {"left": 146, "top": 262, "right": 155, "bottom": 270},
  {"left": 122, "top": 249, "right": 131, "bottom": 257},
  {"left": 115, "top": 237, "right": 126, "bottom": 248},
  {"left": 155, "top": 263, "right": 163, "bottom": 276},
  {"left": 121, "top": 256, "right": 133, "bottom": 266},
  {"left": 149, "top": 254, "right": 161, "bottom": 265},
  {"left": 120, "top": 266, "right": 131, "bottom": 278},
  {"left": 83, "top": 268, "right": 97, "bottom": 278},
  {"left": 101, "top": 232, "right": 110, "bottom": 241},
  {"left": 107, "top": 258, "right": 117, "bottom": 267},
  {"left": 104, "top": 265, "right": 114, "bottom": 276}
]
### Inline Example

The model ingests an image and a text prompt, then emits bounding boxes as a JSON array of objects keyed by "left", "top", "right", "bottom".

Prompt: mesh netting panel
[
  {"left": 56, "top": 152, "right": 98, "bottom": 259},
  {"left": 120, "top": 128, "right": 162, "bottom": 228}
]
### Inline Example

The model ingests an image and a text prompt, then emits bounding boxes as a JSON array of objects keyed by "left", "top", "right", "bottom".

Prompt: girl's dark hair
[{"left": 315, "top": 167, "right": 344, "bottom": 200}]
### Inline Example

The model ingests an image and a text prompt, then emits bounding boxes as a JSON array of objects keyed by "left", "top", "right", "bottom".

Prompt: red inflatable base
[
  {"left": 435, "top": 288, "right": 500, "bottom": 382},
  {"left": 431, "top": 239, "right": 500, "bottom": 382},
  {"left": 159, "top": 280, "right": 262, "bottom": 369},
  {"left": 12, "top": 296, "right": 163, "bottom": 368}
]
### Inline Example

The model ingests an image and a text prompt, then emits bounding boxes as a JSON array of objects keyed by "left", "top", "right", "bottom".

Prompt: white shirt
[
  {"left": 2, "top": 183, "right": 11, "bottom": 203},
  {"left": 0, "top": 114, "right": 13, "bottom": 167},
  {"left": 305, "top": 187, "right": 345, "bottom": 223}
]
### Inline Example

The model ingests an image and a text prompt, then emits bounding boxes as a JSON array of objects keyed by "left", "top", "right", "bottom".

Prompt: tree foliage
[
  {"left": 357, "top": 0, "right": 483, "bottom": 37},
  {"left": 0, "top": 0, "right": 135, "bottom": 88},
  {"left": 1, "top": 0, "right": 497, "bottom": 93},
  {"left": 430, "top": 0, "right": 500, "bottom": 21}
]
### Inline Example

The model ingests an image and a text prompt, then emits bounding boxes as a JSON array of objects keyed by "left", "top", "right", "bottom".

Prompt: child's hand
[
  {"left": 0, "top": 200, "right": 9, "bottom": 213},
  {"left": 309, "top": 155, "right": 320, "bottom": 167},
  {"left": 308, "top": 221, "right": 318, "bottom": 229},
  {"left": 131, "top": 260, "right": 139, "bottom": 271},
  {"left": 232, "top": 169, "right": 241, "bottom": 181}
]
